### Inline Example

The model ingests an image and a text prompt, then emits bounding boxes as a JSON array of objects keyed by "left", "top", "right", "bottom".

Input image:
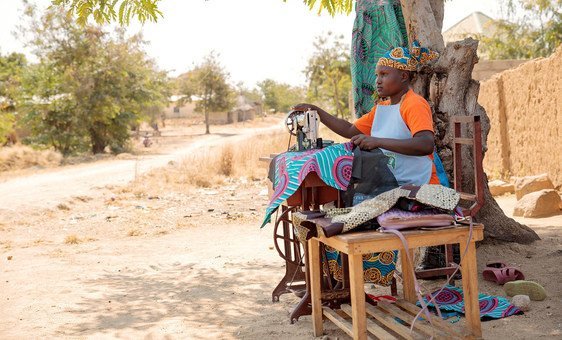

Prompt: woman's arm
[
  {"left": 350, "top": 131, "right": 435, "bottom": 156},
  {"left": 292, "top": 103, "right": 362, "bottom": 139}
]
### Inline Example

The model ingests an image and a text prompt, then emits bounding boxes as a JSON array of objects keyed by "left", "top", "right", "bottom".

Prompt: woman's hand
[
  {"left": 292, "top": 103, "right": 321, "bottom": 112},
  {"left": 350, "top": 134, "right": 379, "bottom": 150}
]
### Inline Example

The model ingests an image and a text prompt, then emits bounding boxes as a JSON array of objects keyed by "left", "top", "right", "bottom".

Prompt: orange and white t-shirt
[{"left": 353, "top": 89, "right": 440, "bottom": 185}]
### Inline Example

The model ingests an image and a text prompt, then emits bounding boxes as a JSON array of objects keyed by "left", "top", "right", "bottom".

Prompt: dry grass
[
  {"left": 0, "top": 145, "right": 62, "bottom": 172},
  {"left": 131, "top": 132, "right": 289, "bottom": 193},
  {"left": 127, "top": 229, "right": 142, "bottom": 237},
  {"left": 64, "top": 234, "right": 81, "bottom": 244},
  {"left": 219, "top": 146, "right": 234, "bottom": 176},
  {"left": 1, "top": 240, "right": 12, "bottom": 250},
  {"left": 130, "top": 128, "right": 347, "bottom": 194},
  {"left": 57, "top": 203, "right": 71, "bottom": 211}
]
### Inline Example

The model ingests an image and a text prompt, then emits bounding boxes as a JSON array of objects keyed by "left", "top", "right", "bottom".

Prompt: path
[{"left": 0, "top": 124, "right": 282, "bottom": 211}]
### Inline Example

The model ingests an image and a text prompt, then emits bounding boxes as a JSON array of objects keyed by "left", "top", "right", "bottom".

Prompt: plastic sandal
[{"left": 483, "top": 266, "right": 525, "bottom": 285}]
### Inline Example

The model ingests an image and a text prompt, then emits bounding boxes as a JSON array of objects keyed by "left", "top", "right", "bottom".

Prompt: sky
[{"left": 0, "top": 0, "right": 503, "bottom": 88}]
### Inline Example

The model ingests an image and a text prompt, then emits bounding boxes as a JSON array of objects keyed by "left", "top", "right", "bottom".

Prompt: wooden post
[
  {"left": 308, "top": 238, "right": 324, "bottom": 337},
  {"left": 400, "top": 248, "right": 417, "bottom": 303},
  {"left": 349, "top": 253, "right": 367, "bottom": 340},
  {"left": 459, "top": 238, "right": 482, "bottom": 338}
]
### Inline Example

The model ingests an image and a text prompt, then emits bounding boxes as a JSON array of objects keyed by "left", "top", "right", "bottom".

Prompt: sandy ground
[
  {"left": 0, "top": 118, "right": 283, "bottom": 211},
  {"left": 0, "top": 121, "right": 561, "bottom": 339}
]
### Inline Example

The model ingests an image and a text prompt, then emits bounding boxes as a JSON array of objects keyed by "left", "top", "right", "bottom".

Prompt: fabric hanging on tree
[{"left": 351, "top": 0, "right": 408, "bottom": 118}]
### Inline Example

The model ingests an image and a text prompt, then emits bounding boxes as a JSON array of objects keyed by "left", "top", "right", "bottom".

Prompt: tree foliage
[
  {"left": 0, "top": 53, "right": 27, "bottom": 144},
  {"left": 49, "top": 0, "right": 356, "bottom": 25},
  {"left": 257, "top": 79, "right": 306, "bottom": 114},
  {"left": 305, "top": 32, "right": 351, "bottom": 118},
  {"left": 480, "top": 0, "right": 562, "bottom": 59},
  {"left": 50, "top": 0, "right": 163, "bottom": 25},
  {"left": 284, "top": 0, "right": 354, "bottom": 15},
  {"left": 176, "top": 53, "right": 234, "bottom": 134},
  {"left": 236, "top": 82, "right": 262, "bottom": 105},
  {"left": 18, "top": 4, "right": 170, "bottom": 155}
]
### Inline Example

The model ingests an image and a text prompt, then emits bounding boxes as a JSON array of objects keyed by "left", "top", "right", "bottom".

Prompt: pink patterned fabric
[{"left": 377, "top": 208, "right": 454, "bottom": 230}]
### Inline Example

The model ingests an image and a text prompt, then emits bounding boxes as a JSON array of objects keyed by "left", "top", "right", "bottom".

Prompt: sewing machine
[{"left": 285, "top": 109, "right": 333, "bottom": 151}]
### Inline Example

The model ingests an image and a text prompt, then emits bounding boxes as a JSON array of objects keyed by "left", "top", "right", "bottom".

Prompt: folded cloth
[
  {"left": 343, "top": 148, "right": 399, "bottom": 207},
  {"left": 292, "top": 184, "right": 460, "bottom": 238},
  {"left": 377, "top": 208, "right": 454, "bottom": 230},
  {"left": 418, "top": 285, "right": 524, "bottom": 320},
  {"left": 261, "top": 142, "right": 354, "bottom": 228}
]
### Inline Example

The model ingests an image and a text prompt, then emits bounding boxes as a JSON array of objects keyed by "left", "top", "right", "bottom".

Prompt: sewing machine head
[
  {"left": 285, "top": 109, "right": 319, "bottom": 151},
  {"left": 285, "top": 109, "right": 333, "bottom": 152}
]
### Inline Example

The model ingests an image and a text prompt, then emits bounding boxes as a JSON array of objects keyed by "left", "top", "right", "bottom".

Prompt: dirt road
[{"left": 0, "top": 123, "right": 282, "bottom": 211}]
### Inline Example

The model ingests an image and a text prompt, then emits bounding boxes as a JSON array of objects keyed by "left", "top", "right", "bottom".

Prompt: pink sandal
[{"left": 482, "top": 261, "right": 525, "bottom": 285}]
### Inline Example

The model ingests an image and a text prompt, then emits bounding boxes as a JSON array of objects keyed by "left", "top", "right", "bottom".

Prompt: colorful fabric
[
  {"left": 419, "top": 285, "right": 524, "bottom": 320},
  {"left": 330, "top": 184, "right": 460, "bottom": 234},
  {"left": 324, "top": 247, "right": 398, "bottom": 286},
  {"left": 353, "top": 89, "right": 440, "bottom": 185},
  {"left": 261, "top": 143, "right": 354, "bottom": 228},
  {"left": 291, "top": 184, "right": 459, "bottom": 237},
  {"left": 433, "top": 150, "right": 450, "bottom": 187},
  {"left": 377, "top": 41, "right": 439, "bottom": 71},
  {"left": 351, "top": 0, "right": 407, "bottom": 117},
  {"left": 292, "top": 211, "right": 398, "bottom": 287}
]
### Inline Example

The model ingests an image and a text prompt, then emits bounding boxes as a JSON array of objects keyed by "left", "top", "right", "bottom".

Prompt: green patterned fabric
[{"left": 351, "top": 0, "right": 408, "bottom": 117}]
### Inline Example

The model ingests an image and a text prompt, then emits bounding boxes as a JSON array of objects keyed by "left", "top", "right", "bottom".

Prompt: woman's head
[
  {"left": 375, "top": 42, "right": 438, "bottom": 97},
  {"left": 375, "top": 65, "right": 411, "bottom": 98}
]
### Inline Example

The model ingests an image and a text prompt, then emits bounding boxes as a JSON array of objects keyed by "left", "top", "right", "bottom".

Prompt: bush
[{"left": 0, "top": 145, "right": 62, "bottom": 172}]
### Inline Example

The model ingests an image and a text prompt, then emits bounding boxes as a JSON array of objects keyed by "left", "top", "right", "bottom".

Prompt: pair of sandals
[{"left": 482, "top": 260, "right": 525, "bottom": 285}]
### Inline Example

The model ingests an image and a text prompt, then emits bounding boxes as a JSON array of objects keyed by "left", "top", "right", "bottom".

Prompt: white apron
[{"left": 370, "top": 103, "right": 432, "bottom": 185}]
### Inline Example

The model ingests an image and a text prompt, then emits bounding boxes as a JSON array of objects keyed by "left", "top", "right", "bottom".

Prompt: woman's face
[{"left": 375, "top": 65, "right": 408, "bottom": 98}]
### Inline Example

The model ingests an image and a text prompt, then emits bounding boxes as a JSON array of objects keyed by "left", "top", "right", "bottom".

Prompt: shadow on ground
[{"left": 64, "top": 259, "right": 308, "bottom": 338}]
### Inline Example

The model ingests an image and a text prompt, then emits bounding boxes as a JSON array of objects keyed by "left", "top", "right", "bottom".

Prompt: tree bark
[
  {"left": 90, "top": 128, "right": 106, "bottom": 154},
  {"left": 401, "top": 0, "right": 539, "bottom": 244},
  {"left": 204, "top": 102, "right": 210, "bottom": 135}
]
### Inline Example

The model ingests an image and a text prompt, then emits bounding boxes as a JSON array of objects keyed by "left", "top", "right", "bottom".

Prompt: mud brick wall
[{"left": 478, "top": 47, "right": 562, "bottom": 186}]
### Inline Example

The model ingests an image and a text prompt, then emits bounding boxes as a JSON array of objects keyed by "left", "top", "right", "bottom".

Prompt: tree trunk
[
  {"left": 401, "top": 0, "right": 539, "bottom": 244},
  {"left": 204, "top": 105, "right": 210, "bottom": 135},
  {"left": 333, "top": 77, "right": 342, "bottom": 118},
  {"left": 90, "top": 128, "right": 106, "bottom": 154}
]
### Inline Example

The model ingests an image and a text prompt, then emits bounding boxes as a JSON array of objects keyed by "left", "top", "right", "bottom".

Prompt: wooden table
[{"left": 308, "top": 224, "right": 484, "bottom": 339}]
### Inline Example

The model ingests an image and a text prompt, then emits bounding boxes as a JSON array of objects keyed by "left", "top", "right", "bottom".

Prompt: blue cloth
[
  {"left": 433, "top": 150, "right": 450, "bottom": 187},
  {"left": 418, "top": 285, "right": 523, "bottom": 320}
]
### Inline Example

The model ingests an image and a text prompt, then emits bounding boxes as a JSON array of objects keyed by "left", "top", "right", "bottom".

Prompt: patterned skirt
[{"left": 323, "top": 247, "right": 397, "bottom": 286}]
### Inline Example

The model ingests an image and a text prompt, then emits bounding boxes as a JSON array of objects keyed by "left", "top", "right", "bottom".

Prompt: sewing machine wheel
[
  {"left": 273, "top": 206, "right": 302, "bottom": 266},
  {"left": 285, "top": 110, "right": 302, "bottom": 136}
]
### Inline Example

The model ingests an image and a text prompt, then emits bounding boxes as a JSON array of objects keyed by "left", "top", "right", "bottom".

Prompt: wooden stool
[{"left": 308, "top": 225, "right": 484, "bottom": 339}]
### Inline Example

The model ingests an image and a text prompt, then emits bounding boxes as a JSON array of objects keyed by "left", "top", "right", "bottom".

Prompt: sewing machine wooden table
[
  {"left": 260, "top": 153, "right": 348, "bottom": 322},
  {"left": 308, "top": 224, "right": 484, "bottom": 339}
]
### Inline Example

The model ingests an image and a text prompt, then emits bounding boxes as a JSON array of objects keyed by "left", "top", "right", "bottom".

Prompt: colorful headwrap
[{"left": 377, "top": 41, "right": 439, "bottom": 71}]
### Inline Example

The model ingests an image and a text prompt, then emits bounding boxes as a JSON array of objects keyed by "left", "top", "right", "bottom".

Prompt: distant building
[
  {"left": 228, "top": 95, "right": 263, "bottom": 123},
  {"left": 163, "top": 95, "right": 195, "bottom": 119},
  {"left": 443, "top": 12, "right": 497, "bottom": 45},
  {"left": 163, "top": 94, "right": 263, "bottom": 124},
  {"left": 443, "top": 12, "right": 527, "bottom": 81}
]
